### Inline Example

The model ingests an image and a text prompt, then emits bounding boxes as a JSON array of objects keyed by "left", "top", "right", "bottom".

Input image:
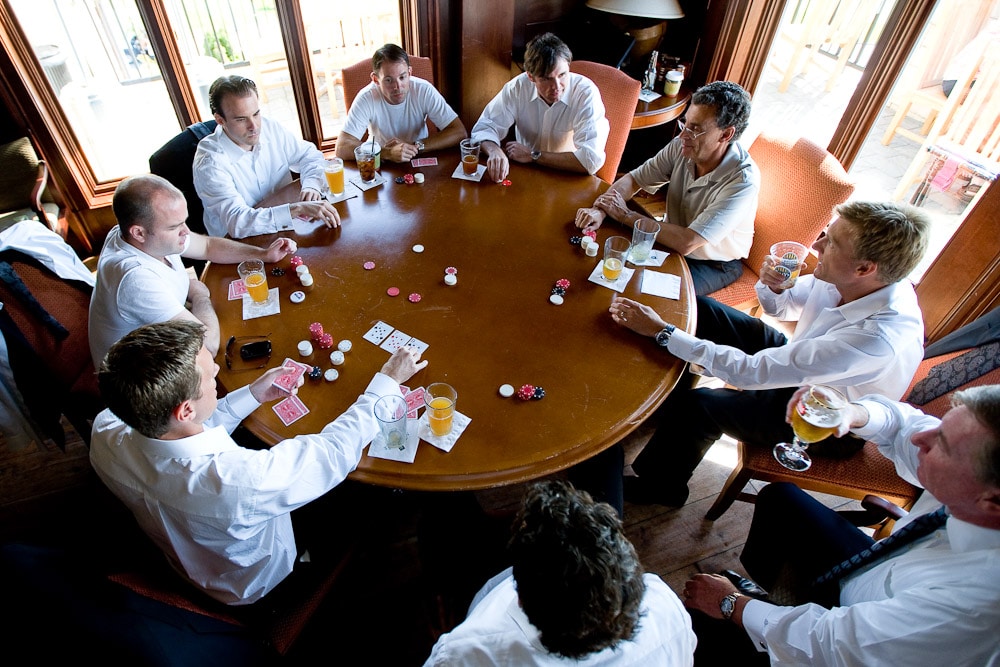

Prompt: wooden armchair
[
  {"left": 0, "top": 137, "right": 62, "bottom": 237},
  {"left": 569, "top": 60, "right": 641, "bottom": 184}
]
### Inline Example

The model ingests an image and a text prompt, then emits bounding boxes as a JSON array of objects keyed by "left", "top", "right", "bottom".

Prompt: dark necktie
[
  {"left": 813, "top": 506, "right": 949, "bottom": 587},
  {"left": 907, "top": 342, "right": 1000, "bottom": 405}
]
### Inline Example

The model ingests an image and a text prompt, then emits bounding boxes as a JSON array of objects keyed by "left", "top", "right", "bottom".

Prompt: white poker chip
[
  {"left": 499, "top": 384, "right": 515, "bottom": 398},
  {"left": 413, "top": 173, "right": 425, "bottom": 184},
  {"left": 549, "top": 294, "right": 564, "bottom": 305},
  {"left": 324, "top": 369, "right": 339, "bottom": 382},
  {"left": 412, "top": 244, "right": 425, "bottom": 253},
  {"left": 290, "top": 290, "right": 306, "bottom": 303},
  {"left": 444, "top": 274, "right": 457, "bottom": 286},
  {"left": 329, "top": 351, "right": 345, "bottom": 365},
  {"left": 337, "top": 339, "right": 352, "bottom": 353}
]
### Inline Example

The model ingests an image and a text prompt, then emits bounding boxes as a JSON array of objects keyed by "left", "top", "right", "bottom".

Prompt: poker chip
[
  {"left": 412, "top": 244, "right": 425, "bottom": 253},
  {"left": 363, "top": 261, "right": 376, "bottom": 270},
  {"left": 532, "top": 387, "right": 545, "bottom": 400},
  {"left": 408, "top": 293, "right": 422, "bottom": 303},
  {"left": 403, "top": 174, "right": 414, "bottom": 184},
  {"left": 569, "top": 236, "right": 582, "bottom": 245},
  {"left": 297, "top": 340, "right": 313, "bottom": 356},
  {"left": 289, "top": 290, "right": 306, "bottom": 303},
  {"left": 337, "top": 339, "right": 352, "bottom": 353},
  {"left": 270, "top": 267, "right": 285, "bottom": 276},
  {"left": 582, "top": 229, "right": 597, "bottom": 239},
  {"left": 414, "top": 173, "right": 425, "bottom": 184},
  {"left": 549, "top": 294, "right": 564, "bottom": 305},
  {"left": 498, "top": 384, "right": 515, "bottom": 398},
  {"left": 555, "top": 278, "right": 570, "bottom": 289},
  {"left": 444, "top": 266, "right": 458, "bottom": 275},
  {"left": 387, "top": 286, "right": 400, "bottom": 296},
  {"left": 394, "top": 176, "right": 405, "bottom": 184},
  {"left": 324, "top": 369, "right": 339, "bottom": 382},
  {"left": 317, "top": 333, "right": 334, "bottom": 349},
  {"left": 309, "top": 366, "right": 322, "bottom": 380},
  {"left": 309, "top": 322, "right": 324, "bottom": 340},
  {"left": 329, "top": 351, "right": 345, "bottom": 365},
  {"left": 551, "top": 287, "right": 566, "bottom": 296},
  {"left": 289, "top": 256, "right": 303, "bottom": 267},
  {"left": 517, "top": 384, "right": 535, "bottom": 401},
  {"left": 444, "top": 274, "right": 457, "bottom": 286},
  {"left": 501, "top": 179, "right": 512, "bottom": 187}
]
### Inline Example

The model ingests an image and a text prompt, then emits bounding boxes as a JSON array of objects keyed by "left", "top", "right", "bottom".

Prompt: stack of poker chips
[
  {"left": 549, "top": 278, "right": 570, "bottom": 305},
  {"left": 517, "top": 384, "right": 545, "bottom": 401}
]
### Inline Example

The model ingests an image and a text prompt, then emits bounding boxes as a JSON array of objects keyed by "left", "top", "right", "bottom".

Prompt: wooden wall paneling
[
  {"left": 703, "top": 0, "right": 785, "bottom": 94},
  {"left": 916, "top": 182, "right": 1000, "bottom": 344},
  {"left": 458, "top": 0, "right": 516, "bottom": 131}
]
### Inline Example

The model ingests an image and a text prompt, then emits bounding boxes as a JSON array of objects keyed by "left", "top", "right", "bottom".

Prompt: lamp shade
[{"left": 586, "top": 0, "right": 684, "bottom": 20}]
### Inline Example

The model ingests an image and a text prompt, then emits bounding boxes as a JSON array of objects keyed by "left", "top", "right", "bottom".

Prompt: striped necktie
[{"left": 813, "top": 506, "right": 949, "bottom": 586}]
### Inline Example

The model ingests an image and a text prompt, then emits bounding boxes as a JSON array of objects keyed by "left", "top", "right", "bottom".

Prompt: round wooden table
[
  {"left": 204, "top": 156, "right": 694, "bottom": 491},
  {"left": 632, "top": 88, "right": 692, "bottom": 130}
]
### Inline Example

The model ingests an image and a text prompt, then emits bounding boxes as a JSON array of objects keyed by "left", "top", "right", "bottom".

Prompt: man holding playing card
[
  {"left": 90, "top": 320, "right": 428, "bottom": 607},
  {"left": 88, "top": 174, "right": 296, "bottom": 368}
]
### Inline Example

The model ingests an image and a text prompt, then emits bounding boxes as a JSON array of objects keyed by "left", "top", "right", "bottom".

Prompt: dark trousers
[{"left": 687, "top": 257, "right": 745, "bottom": 296}]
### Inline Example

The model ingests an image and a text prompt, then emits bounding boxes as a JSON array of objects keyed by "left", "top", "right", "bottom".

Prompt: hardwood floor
[{"left": 0, "top": 416, "right": 860, "bottom": 664}]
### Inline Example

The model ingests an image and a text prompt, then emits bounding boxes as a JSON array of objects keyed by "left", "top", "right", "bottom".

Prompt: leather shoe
[
  {"left": 720, "top": 570, "right": 769, "bottom": 600},
  {"left": 623, "top": 477, "right": 689, "bottom": 507}
]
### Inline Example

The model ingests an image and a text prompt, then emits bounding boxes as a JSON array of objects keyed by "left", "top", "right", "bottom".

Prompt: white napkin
[
  {"left": 418, "top": 410, "right": 471, "bottom": 452},
  {"left": 641, "top": 270, "right": 682, "bottom": 300},
  {"left": 366, "top": 418, "right": 420, "bottom": 463},
  {"left": 451, "top": 163, "right": 486, "bottom": 182},
  {"left": 350, "top": 173, "right": 386, "bottom": 191},
  {"left": 629, "top": 248, "right": 669, "bottom": 267},
  {"left": 587, "top": 262, "right": 635, "bottom": 293},
  {"left": 242, "top": 288, "right": 280, "bottom": 319},
  {"left": 324, "top": 190, "right": 358, "bottom": 203}
]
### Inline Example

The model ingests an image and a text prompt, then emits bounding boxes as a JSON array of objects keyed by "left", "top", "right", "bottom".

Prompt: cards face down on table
[
  {"left": 274, "top": 395, "right": 309, "bottom": 426},
  {"left": 410, "top": 157, "right": 438, "bottom": 168},
  {"left": 363, "top": 320, "right": 430, "bottom": 355}
]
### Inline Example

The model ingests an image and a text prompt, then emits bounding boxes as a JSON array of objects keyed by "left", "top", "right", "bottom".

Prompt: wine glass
[{"left": 773, "top": 385, "right": 847, "bottom": 471}]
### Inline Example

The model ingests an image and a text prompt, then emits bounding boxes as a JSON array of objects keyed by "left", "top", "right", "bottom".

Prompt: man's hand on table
[
  {"left": 289, "top": 201, "right": 341, "bottom": 228},
  {"left": 483, "top": 143, "right": 509, "bottom": 182},
  {"left": 503, "top": 141, "right": 533, "bottom": 164},
  {"left": 575, "top": 206, "right": 606, "bottom": 232},
  {"left": 300, "top": 187, "right": 322, "bottom": 201},
  {"left": 381, "top": 346, "right": 428, "bottom": 385},
  {"left": 383, "top": 138, "right": 419, "bottom": 162},
  {"left": 249, "top": 366, "right": 305, "bottom": 404},
  {"left": 594, "top": 190, "right": 633, "bottom": 223},
  {"left": 262, "top": 238, "right": 297, "bottom": 263},
  {"left": 609, "top": 296, "right": 668, "bottom": 338}
]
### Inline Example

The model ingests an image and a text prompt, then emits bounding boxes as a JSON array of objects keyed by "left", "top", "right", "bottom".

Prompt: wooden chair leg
[{"left": 706, "top": 463, "right": 753, "bottom": 521}]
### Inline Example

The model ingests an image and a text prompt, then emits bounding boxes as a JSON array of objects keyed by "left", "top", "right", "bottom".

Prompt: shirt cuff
[
  {"left": 365, "top": 372, "right": 402, "bottom": 399},
  {"left": 275, "top": 203, "right": 294, "bottom": 231},
  {"left": 742, "top": 599, "right": 782, "bottom": 653},
  {"left": 227, "top": 385, "right": 263, "bottom": 420},
  {"left": 851, "top": 397, "right": 893, "bottom": 440},
  {"left": 664, "top": 327, "right": 698, "bottom": 362}
]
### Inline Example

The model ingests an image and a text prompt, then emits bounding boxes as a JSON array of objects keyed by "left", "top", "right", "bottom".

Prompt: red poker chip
[
  {"left": 408, "top": 293, "right": 422, "bottom": 303},
  {"left": 501, "top": 179, "right": 512, "bottom": 187},
  {"left": 317, "top": 333, "right": 334, "bottom": 349},
  {"left": 517, "top": 384, "right": 535, "bottom": 401},
  {"left": 444, "top": 266, "right": 458, "bottom": 275},
  {"left": 582, "top": 229, "right": 597, "bottom": 239},
  {"left": 555, "top": 278, "right": 570, "bottom": 289},
  {"left": 363, "top": 261, "right": 376, "bottom": 270},
  {"left": 289, "top": 255, "right": 304, "bottom": 267},
  {"left": 387, "top": 286, "right": 400, "bottom": 296}
]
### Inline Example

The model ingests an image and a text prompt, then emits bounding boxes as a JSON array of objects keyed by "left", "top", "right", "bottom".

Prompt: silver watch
[
  {"left": 531, "top": 149, "right": 541, "bottom": 161},
  {"left": 414, "top": 140, "right": 425, "bottom": 153},
  {"left": 655, "top": 324, "right": 676, "bottom": 347},
  {"left": 720, "top": 591, "right": 742, "bottom": 620}
]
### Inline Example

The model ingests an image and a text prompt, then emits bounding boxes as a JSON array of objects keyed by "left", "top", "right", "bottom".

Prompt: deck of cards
[{"left": 272, "top": 358, "right": 312, "bottom": 426}]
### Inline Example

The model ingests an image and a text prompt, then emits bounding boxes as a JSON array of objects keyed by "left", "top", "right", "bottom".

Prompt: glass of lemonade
[
  {"left": 237, "top": 259, "right": 269, "bottom": 304},
  {"left": 325, "top": 157, "right": 344, "bottom": 197},
  {"left": 603, "top": 236, "right": 631, "bottom": 281},
  {"left": 630, "top": 218, "right": 660, "bottom": 263},
  {"left": 374, "top": 395, "right": 408, "bottom": 451},
  {"left": 425, "top": 382, "right": 457, "bottom": 437},
  {"left": 773, "top": 385, "right": 847, "bottom": 471}
]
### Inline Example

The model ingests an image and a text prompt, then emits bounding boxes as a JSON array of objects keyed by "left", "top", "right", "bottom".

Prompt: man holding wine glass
[
  {"left": 681, "top": 384, "right": 1000, "bottom": 666},
  {"left": 610, "top": 201, "right": 931, "bottom": 506}
]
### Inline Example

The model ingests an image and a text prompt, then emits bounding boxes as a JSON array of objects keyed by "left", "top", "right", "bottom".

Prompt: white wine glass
[{"left": 773, "top": 385, "right": 847, "bottom": 471}]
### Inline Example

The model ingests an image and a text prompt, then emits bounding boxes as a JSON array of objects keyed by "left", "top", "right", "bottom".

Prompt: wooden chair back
[
  {"left": 569, "top": 60, "right": 641, "bottom": 184},
  {"left": 342, "top": 55, "right": 435, "bottom": 114}
]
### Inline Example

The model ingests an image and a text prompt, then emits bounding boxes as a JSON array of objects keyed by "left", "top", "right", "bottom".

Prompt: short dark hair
[
  {"left": 953, "top": 384, "right": 1000, "bottom": 488},
  {"left": 836, "top": 200, "right": 930, "bottom": 283},
  {"left": 98, "top": 320, "right": 206, "bottom": 438},
  {"left": 524, "top": 32, "right": 572, "bottom": 78},
  {"left": 372, "top": 43, "right": 410, "bottom": 75},
  {"left": 509, "top": 480, "right": 644, "bottom": 659},
  {"left": 209, "top": 75, "right": 258, "bottom": 117},
  {"left": 113, "top": 174, "right": 184, "bottom": 236},
  {"left": 691, "top": 81, "right": 753, "bottom": 141}
]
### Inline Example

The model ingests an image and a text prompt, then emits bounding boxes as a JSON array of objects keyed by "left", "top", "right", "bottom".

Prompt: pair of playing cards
[
  {"left": 401, "top": 385, "right": 426, "bottom": 419},
  {"left": 410, "top": 157, "right": 438, "bottom": 168},
  {"left": 272, "top": 358, "right": 311, "bottom": 426},
  {"left": 362, "top": 321, "right": 429, "bottom": 354}
]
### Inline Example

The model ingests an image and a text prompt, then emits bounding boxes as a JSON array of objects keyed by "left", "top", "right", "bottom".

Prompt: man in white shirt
[
  {"left": 576, "top": 81, "right": 758, "bottom": 295},
  {"left": 471, "top": 32, "right": 609, "bottom": 182},
  {"left": 610, "top": 201, "right": 930, "bottom": 506},
  {"left": 424, "top": 480, "right": 696, "bottom": 666},
  {"left": 193, "top": 75, "right": 341, "bottom": 238},
  {"left": 683, "top": 385, "right": 1000, "bottom": 667},
  {"left": 88, "top": 174, "right": 296, "bottom": 368},
  {"left": 90, "top": 320, "right": 428, "bottom": 606},
  {"left": 336, "top": 43, "right": 467, "bottom": 164}
]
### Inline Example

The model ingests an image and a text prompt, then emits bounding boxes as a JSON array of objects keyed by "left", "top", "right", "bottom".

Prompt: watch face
[{"left": 721, "top": 595, "right": 735, "bottom": 617}]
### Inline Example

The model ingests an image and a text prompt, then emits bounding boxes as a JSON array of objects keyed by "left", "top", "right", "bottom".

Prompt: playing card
[
  {"left": 363, "top": 321, "right": 394, "bottom": 345},
  {"left": 228, "top": 279, "right": 248, "bottom": 300},
  {"left": 410, "top": 157, "right": 438, "bottom": 167},
  {"left": 272, "top": 357, "right": 308, "bottom": 392},
  {"left": 273, "top": 394, "right": 309, "bottom": 426},
  {"left": 404, "top": 336, "right": 429, "bottom": 354},
  {"left": 404, "top": 387, "right": 426, "bottom": 418},
  {"left": 380, "top": 329, "right": 411, "bottom": 353}
]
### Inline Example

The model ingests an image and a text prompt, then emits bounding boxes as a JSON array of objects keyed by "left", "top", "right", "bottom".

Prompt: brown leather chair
[
  {"left": 342, "top": 54, "right": 435, "bottom": 114},
  {"left": 569, "top": 60, "right": 642, "bottom": 184},
  {"left": 706, "top": 133, "right": 855, "bottom": 313}
]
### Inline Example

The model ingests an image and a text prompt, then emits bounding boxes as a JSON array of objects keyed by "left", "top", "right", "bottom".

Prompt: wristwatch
[
  {"left": 414, "top": 140, "right": 425, "bottom": 153},
  {"left": 654, "top": 324, "right": 676, "bottom": 347},
  {"left": 531, "top": 149, "right": 541, "bottom": 161},
  {"left": 720, "top": 591, "right": 743, "bottom": 620}
]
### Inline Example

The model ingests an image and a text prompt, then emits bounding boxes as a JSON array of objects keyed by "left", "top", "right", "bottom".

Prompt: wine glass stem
[{"left": 793, "top": 436, "right": 808, "bottom": 455}]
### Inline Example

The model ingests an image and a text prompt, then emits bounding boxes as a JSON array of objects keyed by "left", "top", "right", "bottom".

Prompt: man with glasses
[
  {"left": 89, "top": 174, "right": 296, "bottom": 368},
  {"left": 194, "top": 75, "right": 341, "bottom": 239},
  {"left": 576, "top": 81, "right": 757, "bottom": 295}
]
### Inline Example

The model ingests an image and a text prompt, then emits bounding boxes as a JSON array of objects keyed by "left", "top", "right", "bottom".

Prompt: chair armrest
[
  {"left": 30, "top": 160, "right": 53, "bottom": 231},
  {"left": 861, "top": 494, "right": 908, "bottom": 520}
]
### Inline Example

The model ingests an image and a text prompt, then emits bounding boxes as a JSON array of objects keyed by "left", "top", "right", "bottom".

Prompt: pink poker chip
[
  {"left": 444, "top": 266, "right": 458, "bottom": 275},
  {"left": 555, "top": 278, "right": 570, "bottom": 289},
  {"left": 582, "top": 229, "right": 597, "bottom": 239},
  {"left": 363, "top": 261, "right": 376, "bottom": 270},
  {"left": 408, "top": 293, "right": 422, "bottom": 303},
  {"left": 289, "top": 255, "right": 304, "bottom": 267},
  {"left": 501, "top": 179, "right": 512, "bottom": 187},
  {"left": 387, "top": 286, "right": 400, "bottom": 297}
]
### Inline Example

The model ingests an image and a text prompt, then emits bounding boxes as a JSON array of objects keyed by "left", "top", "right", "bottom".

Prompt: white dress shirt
[
  {"left": 193, "top": 118, "right": 327, "bottom": 238},
  {"left": 665, "top": 276, "right": 925, "bottom": 401},
  {"left": 90, "top": 372, "right": 400, "bottom": 605},
  {"left": 342, "top": 76, "right": 459, "bottom": 145},
  {"left": 629, "top": 138, "right": 758, "bottom": 261},
  {"left": 470, "top": 72, "right": 609, "bottom": 176},
  {"left": 741, "top": 395, "right": 1000, "bottom": 666},
  {"left": 88, "top": 227, "right": 191, "bottom": 367},
  {"left": 424, "top": 573, "right": 696, "bottom": 666}
]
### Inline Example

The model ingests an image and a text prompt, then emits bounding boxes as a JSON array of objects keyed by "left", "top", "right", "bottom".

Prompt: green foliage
[{"left": 204, "top": 30, "right": 236, "bottom": 63}]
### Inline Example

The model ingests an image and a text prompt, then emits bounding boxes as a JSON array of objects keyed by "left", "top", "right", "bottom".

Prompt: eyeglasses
[
  {"left": 677, "top": 119, "right": 709, "bottom": 140},
  {"left": 225, "top": 334, "right": 271, "bottom": 370}
]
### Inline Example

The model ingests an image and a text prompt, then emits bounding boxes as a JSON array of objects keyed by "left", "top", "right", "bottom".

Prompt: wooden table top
[
  {"left": 632, "top": 88, "right": 691, "bottom": 130},
  {"left": 204, "top": 156, "right": 694, "bottom": 491}
]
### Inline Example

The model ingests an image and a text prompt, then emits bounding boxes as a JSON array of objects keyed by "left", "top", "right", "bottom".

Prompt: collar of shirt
[
  {"left": 526, "top": 73, "right": 570, "bottom": 110},
  {"left": 506, "top": 596, "right": 549, "bottom": 653},
  {"left": 216, "top": 120, "right": 268, "bottom": 162},
  {"left": 947, "top": 514, "right": 1000, "bottom": 553},
  {"left": 683, "top": 141, "right": 745, "bottom": 185},
  {"left": 130, "top": 423, "right": 243, "bottom": 459}
]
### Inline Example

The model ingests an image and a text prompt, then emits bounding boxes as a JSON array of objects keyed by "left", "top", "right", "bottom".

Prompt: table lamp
[{"left": 585, "top": 0, "right": 685, "bottom": 64}]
